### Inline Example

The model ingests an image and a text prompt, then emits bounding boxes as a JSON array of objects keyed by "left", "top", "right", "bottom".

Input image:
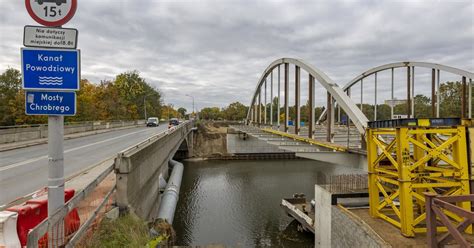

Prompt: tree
[
  {"left": 221, "top": 102, "right": 248, "bottom": 120},
  {"left": 200, "top": 107, "right": 221, "bottom": 120},
  {"left": 177, "top": 107, "right": 187, "bottom": 117}
]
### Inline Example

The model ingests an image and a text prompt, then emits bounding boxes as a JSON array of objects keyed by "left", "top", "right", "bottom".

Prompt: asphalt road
[{"left": 0, "top": 125, "right": 167, "bottom": 206}]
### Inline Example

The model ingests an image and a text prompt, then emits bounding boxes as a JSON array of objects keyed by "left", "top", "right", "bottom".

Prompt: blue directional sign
[
  {"left": 25, "top": 91, "right": 76, "bottom": 116},
  {"left": 22, "top": 48, "right": 80, "bottom": 90}
]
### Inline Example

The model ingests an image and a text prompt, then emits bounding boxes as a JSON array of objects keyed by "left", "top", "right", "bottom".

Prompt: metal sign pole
[{"left": 48, "top": 115, "right": 65, "bottom": 246}]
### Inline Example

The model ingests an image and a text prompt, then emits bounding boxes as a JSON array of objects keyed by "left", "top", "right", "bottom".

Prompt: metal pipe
[
  {"left": 295, "top": 65, "right": 300, "bottom": 135},
  {"left": 270, "top": 71, "right": 273, "bottom": 126},
  {"left": 48, "top": 115, "right": 65, "bottom": 247},
  {"left": 157, "top": 160, "right": 184, "bottom": 224},
  {"left": 284, "top": 63, "right": 289, "bottom": 132}
]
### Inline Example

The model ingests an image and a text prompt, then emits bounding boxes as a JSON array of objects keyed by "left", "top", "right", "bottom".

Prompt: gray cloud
[{"left": 1, "top": 0, "right": 473, "bottom": 112}]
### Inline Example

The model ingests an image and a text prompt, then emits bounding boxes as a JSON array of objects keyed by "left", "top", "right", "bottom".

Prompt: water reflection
[{"left": 173, "top": 159, "right": 364, "bottom": 247}]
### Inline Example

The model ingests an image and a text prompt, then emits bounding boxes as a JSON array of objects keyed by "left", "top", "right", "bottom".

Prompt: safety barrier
[
  {"left": 0, "top": 189, "right": 79, "bottom": 247},
  {"left": 425, "top": 193, "right": 474, "bottom": 247},
  {"left": 0, "top": 211, "right": 21, "bottom": 247},
  {"left": 367, "top": 119, "right": 471, "bottom": 237}
]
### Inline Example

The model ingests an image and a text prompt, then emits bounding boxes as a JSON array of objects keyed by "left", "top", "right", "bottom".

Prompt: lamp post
[
  {"left": 143, "top": 93, "right": 154, "bottom": 121},
  {"left": 185, "top": 94, "right": 195, "bottom": 117}
]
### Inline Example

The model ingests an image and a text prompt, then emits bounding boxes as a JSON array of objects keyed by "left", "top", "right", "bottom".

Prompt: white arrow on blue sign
[
  {"left": 22, "top": 47, "right": 80, "bottom": 90},
  {"left": 25, "top": 91, "right": 76, "bottom": 116}
]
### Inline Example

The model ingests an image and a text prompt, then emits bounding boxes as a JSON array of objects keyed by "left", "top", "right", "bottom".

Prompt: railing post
[{"left": 424, "top": 192, "right": 438, "bottom": 248}]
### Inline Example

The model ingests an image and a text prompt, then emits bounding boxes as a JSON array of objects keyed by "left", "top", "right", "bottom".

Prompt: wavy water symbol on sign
[{"left": 38, "top": 76, "right": 63, "bottom": 85}]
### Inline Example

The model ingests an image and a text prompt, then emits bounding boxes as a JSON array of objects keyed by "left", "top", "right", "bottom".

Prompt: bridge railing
[
  {"left": 24, "top": 121, "right": 192, "bottom": 247},
  {"left": 0, "top": 119, "right": 146, "bottom": 145}
]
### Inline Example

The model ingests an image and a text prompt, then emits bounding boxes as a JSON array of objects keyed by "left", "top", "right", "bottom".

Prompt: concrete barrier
[
  {"left": 115, "top": 122, "right": 193, "bottom": 220},
  {"left": 0, "top": 120, "right": 145, "bottom": 145},
  {"left": 314, "top": 184, "right": 389, "bottom": 248},
  {"left": 0, "top": 211, "right": 21, "bottom": 248}
]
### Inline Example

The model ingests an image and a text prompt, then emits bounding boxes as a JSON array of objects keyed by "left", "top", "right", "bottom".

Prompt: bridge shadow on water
[{"left": 173, "top": 159, "right": 365, "bottom": 247}]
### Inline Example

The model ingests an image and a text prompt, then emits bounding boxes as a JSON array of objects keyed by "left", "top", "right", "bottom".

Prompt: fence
[{"left": 425, "top": 193, "right": 474, "bottom": 248}]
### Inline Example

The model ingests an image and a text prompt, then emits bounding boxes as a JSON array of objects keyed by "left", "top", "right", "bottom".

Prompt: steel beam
[
  {"left": 327, "top": 92, "right": 332, "bottom": 142},
  {"left": 391, "top": 68, "right": 394, "bottom": 119},
  {"left": 469, "top": 78, "right": 472, "bottom": 118},
  {"left": 270, "top": 71, "right": 273, "bottom": 126},
  {"left": 411, "top": 66, "right": 415, "bottom": 117},
  {"left": 374, "top": 72, "right": 377, "bottom": 121},
  {"left": 258, "top": 91, "right": 261, "bottom": 125},
  {"left": 437, "top": 69, "right": 440, "bottom": 117},
  {"left": 277, "top": 65, "right": 281, "bottom": 128},
  {"left": 309, "top": 74, "right": 314, "bottom": 139},
  {"left": 284, "top": 63, "right": 289, "bottom": 132},
  {"left": 264, "top": 79, "right": 267, "bottom": 124},
  {"left": 295, "top": 65, "right": 300, "bottom": 135},
  {"left": 360, "top": 78, "right": 364, "bottom": 113}
]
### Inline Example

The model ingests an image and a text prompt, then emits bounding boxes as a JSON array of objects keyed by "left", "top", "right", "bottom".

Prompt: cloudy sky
[{"left": 1, "top": 0, "right": 473, "bottom": 111}]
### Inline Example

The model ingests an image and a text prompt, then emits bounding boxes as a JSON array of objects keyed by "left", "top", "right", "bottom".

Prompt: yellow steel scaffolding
[{"left": 367, "top": 122, "right": 471, "bottom": 237}]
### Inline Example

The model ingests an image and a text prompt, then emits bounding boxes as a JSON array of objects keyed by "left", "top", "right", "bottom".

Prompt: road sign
[
  {"left": 24, "top": 25, "right": 78, "bottom": 49},
  {"left": 25, "top": 0, "right": 77, "bottom": 27},
  {"left": 22, "top": 47, "right": 80, "bottom": 90},
  {"left": 25, "top": 91, "right": 76, "bottom": 115}
]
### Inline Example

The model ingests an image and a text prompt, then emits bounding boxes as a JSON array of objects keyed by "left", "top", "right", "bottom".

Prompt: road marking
[{"left": 0, "top": 128, "right": 152, "bottom": 172}]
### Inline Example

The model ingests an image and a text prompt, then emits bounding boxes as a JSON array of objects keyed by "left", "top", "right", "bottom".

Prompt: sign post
[{"left": 23, "top": 1, "right": 79, "bottom": 246}]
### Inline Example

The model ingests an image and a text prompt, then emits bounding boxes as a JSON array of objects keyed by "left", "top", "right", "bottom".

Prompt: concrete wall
[
  {"left": 115, "top": 122, "right": 193, "bottom": 220},
  {"left": 315, "top": 184, "right": 390, "bottom": 248},
  {"left": 0, "top": 120, "right": 145, "bottom": 144},
  {"left": 227, "top": 131, "right": 288, "bottom": 154}
]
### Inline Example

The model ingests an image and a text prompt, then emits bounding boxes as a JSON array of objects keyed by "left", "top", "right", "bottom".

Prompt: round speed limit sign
[{"left": 25, "top": 0, "right": 77, "bottom": 27}]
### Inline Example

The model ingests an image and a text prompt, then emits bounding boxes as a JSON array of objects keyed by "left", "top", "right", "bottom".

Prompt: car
[
  {"left": 168, "top": 118, "right": 179, "bottom": 129},
  {"left": 146, "top": 117, "right": 159, "bottom": 127},
  {"left": 36, "top": 0, "right": 67, "bottom": 6}
]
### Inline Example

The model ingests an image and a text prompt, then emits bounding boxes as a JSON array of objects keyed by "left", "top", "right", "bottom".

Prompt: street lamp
[
  {"left": 185, "top": 94, "right": 195, "bottom": 116},
  {"left": 144, "top": 93, "right": 155, "bottom": 121}
]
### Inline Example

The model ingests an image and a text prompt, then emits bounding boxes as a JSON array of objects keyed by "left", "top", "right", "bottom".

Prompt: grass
[{"left": 78, "top": 214, "right": 151, "bottom": 248}]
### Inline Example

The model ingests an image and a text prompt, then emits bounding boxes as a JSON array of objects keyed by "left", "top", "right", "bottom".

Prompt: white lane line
[{"left": 0, "top": 129, "right": 151, "bottom": 172}]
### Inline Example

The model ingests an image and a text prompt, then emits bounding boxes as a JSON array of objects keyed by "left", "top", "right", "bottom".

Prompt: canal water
[{"left": 173, "top": 159, "right": 364, "bottom": 247}]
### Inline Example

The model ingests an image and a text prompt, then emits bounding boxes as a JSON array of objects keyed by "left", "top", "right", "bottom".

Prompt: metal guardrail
[
  {"left": 25, "top": 121, "right": 192, "bottom": 247},
  {"left": 425, "top": 193, "right": 474, "bottom": 248}
]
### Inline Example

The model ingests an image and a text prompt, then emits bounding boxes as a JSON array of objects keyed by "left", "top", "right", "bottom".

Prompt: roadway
[{"left": 0, "top": 124, "right": 168, "bottom": 206}]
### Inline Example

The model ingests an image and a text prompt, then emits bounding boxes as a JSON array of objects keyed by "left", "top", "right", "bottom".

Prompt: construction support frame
[{"left": 367, "top": 124, "right": 471, "bottom": 237}]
